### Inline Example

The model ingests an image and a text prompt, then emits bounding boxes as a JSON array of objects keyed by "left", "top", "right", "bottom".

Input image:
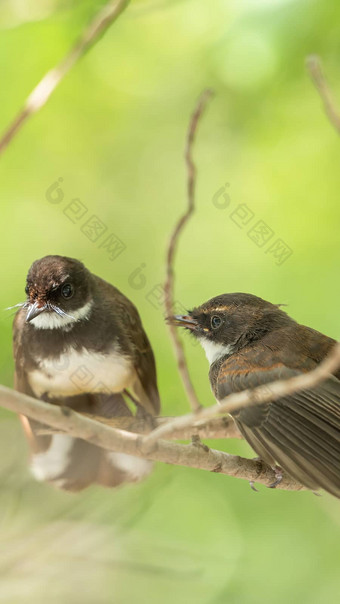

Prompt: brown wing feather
[
  {"left": 132, "top": 332, "right": 160, "bottom": 415},
  {"left": 118, "top": 295, "right": 160, "bottom": 415},
  {"left": 215, "top": 346, "right": 340, "bottom": 497},
  {"left": 94, "top": 275, "right": 161, "bottom": 416}
]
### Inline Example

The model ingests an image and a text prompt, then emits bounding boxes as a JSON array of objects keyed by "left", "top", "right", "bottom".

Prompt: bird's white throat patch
[
  {"left": 199, "top": 338, "right": 234, "bottom": 365},
  {"left": 29, "top": 300, "right": 93, "bottom": 330}
]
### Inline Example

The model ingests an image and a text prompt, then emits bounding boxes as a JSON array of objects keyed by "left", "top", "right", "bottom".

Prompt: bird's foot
[
  {"left": 249, "top": 481, "right": 259, "bottom": 492},
  {"left": 269, "top": 465, "right": 283, "bottom": 489}
]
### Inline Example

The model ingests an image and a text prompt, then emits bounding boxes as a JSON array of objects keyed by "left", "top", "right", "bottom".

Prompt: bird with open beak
[{"left": 170, "top": 292, "right": 340, "bottom": 498}]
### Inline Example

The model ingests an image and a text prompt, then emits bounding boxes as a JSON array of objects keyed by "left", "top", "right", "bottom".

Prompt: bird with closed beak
[
  {"left": 12, "top": 255, "right": 160, "bottom": 491},
  {"left": 171, "top": 293, "right": 340, "bottom": 498}
]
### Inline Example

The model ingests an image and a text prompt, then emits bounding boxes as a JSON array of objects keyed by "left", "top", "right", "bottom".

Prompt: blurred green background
[{"left": 1, "top": 0, "right": 340, "bottom": 602}]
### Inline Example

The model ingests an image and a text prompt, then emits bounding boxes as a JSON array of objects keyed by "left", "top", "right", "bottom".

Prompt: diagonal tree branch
[
  {"left": 144, "top": 342, "right": 340, "bottom": 445},
  {"left": 37, "top": 413, "right": 242, "bottom": 440},
  {"left": 0, "top": 0, "right": 130, "bottom": 157},
  {"left": 164, "top": 89, "right": 213, "bottom": 413},
  {"left": 0, "top": 385, "right": 303, "bottom": 491}
]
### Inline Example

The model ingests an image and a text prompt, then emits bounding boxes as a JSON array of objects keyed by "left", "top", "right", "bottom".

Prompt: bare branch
[
  {"left": 39, "top": 412, "right": 242, "bottom": 441},
  {"left": 0, "top": 385, "right": 303, "bottom": 491},
  {"left": 144, "top": 342, "right": 340, "bottom": 445},
  {"left": 306, "top": 54, "right": 340, "bottom": 134},
  {"left": 164, "top": 89, "right": 213, "bottom": 413},
  {"left": 0, "top": 0, "right": 130, "bottom": 156}
]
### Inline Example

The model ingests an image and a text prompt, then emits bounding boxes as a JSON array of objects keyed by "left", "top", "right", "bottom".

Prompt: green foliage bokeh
[{"left": 1, "top": 1, "right": 340, "bottom": 602}]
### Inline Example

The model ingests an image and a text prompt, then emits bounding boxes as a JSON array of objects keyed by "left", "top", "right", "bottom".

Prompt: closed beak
[{"left": 26, "top": 301, "right": 48, "bottom": 322}]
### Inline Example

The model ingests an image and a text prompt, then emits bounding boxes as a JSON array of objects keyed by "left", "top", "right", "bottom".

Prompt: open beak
[
  {"left": 26, "top": 301, "right": 48, "bottom": 322},
  {"left": 168, "top": 314, "right": 198, "bottom": 330}
]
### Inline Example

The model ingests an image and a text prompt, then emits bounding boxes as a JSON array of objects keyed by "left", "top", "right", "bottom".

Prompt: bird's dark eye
[
  {"left": 211, "top": 315, "right": 222, "bottom": 329},
  {"left": 25, "top": 285, "right": 29, "bottom": 296},
  {"left": 61, "top": 283, "right": 74, "bottom": 299}
]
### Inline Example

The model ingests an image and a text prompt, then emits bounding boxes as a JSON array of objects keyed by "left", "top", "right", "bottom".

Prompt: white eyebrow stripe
[{"left": 29, "top": 300, "right": 93, "bottom": 330}]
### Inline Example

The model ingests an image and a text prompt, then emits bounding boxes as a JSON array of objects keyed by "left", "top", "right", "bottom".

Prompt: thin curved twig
[
  {"left": 0, "top": 0, "right": 130, "bottom": 156},
  {"left": 164, "top": 89, "right": 213, "bottom": 413}
]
